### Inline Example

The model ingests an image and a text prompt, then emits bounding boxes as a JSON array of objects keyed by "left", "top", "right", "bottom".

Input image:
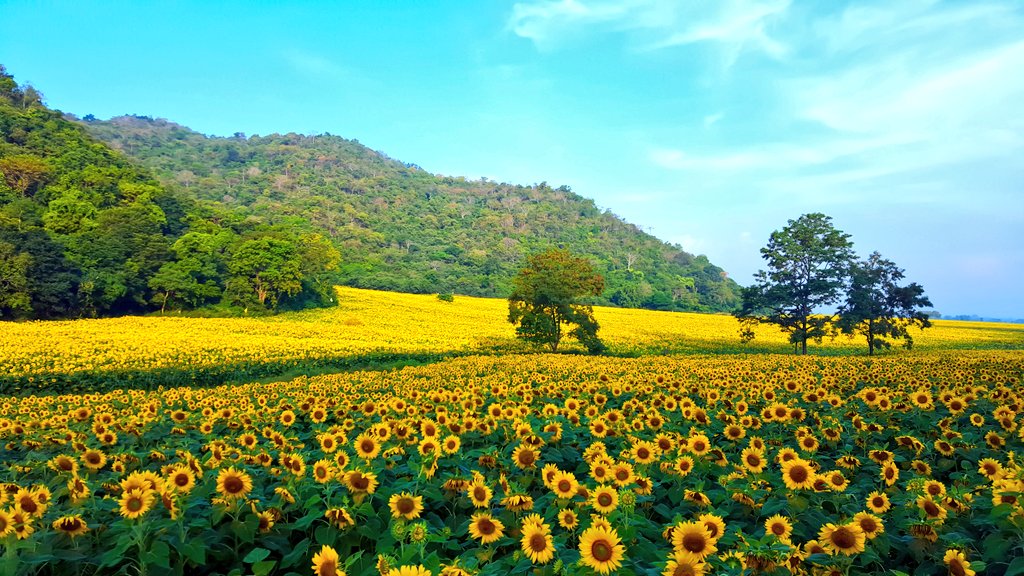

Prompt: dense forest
[
  {"left": 0, "top": 66, "right": 339, "bottom": 319},
  {"left": 0, "top": 66, "right": 741, "bottom": 319}
]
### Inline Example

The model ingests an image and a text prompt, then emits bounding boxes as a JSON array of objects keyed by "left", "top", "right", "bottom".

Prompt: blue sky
[{"left": 2, "top": 0, "right": 1022, "bottom": 317}]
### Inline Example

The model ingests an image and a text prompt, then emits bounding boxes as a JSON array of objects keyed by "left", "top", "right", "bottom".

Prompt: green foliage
[
  {"left": 736, "top": 213, "right": 855, "bottom": 354},
  {"left": 436, "top": 292, "right": 454, "bottom": 302},
  {"left": 0, "top": 67, "right": 339, "bottom": 319},
  {"left": 80, "top": 115, "right": 742, "bottom": 312},
  {"left": 508, "top": 249, "right": 606, "bottom": 353},
  {"left": 837, "top": 251, "right": 932, "bottom": 355}
]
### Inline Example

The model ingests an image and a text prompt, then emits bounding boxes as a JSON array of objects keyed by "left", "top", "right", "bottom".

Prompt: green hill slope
[{"left": 82, "top": 115, "right": 741, "bottom": 311}]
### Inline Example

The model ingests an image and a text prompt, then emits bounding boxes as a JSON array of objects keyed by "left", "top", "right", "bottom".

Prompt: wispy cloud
[
  {"left": 508, "top": 0, "right": 791, "bottom": 63},
  {"left": 281, "top": 49, "right": 348, "bottom": 79}
]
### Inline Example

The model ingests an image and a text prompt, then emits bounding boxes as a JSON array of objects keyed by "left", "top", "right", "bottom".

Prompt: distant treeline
[{"left": 1, "top": 65, "right": 742, "bottom": 319}]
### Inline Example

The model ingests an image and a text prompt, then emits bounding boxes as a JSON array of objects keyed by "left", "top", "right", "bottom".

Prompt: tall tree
[
  {"left": 507, "top": 248, "right": 606, "bottom": 353},
  {"left": 837, "top": 252, "right": 932, "bottom": 355},
  {"left": 226, "top": 237, "right": 303, "bottom": 310},
  {"left": 736, "top": 213, "right": 855, "bottom": 354},
  {"left": 0, "top": 240, "right": 32, "bottom": 318}
]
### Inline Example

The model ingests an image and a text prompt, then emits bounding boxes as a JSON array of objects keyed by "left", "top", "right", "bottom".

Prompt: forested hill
[{"left": 82, "top": 115, "right": 741, "bottom": 311}]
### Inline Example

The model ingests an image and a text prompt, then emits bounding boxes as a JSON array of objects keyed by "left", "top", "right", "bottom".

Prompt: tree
[
  {"left": 508, "top": 248, "right": 606, "bottom": 354},
  {"left": 837, "top": 252, "right": 932, "bottom": 355},
  {"left": 0, "top": 241, "right": 32, "bottom": 318},
  {"left": 736, "top": 213, "right": 855, "bottom": 354},
  {"left": 226, "top": 237, "right": 303, "bottom": 309}
]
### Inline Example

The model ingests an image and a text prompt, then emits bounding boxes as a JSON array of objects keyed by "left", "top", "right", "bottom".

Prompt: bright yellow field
[{"left": 1, "top": 287, "right": 1022, "bottom": 382}]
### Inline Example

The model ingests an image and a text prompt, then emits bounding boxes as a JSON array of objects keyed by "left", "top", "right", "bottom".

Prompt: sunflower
[
  {"left": 118, "top": 488, "right": 156, "bottom": 520},
  {"left": 881, "top": 462, "right": 899, "bottom": 486},
  {"left": 52, "top": 515, "right": 89, "bottom": 537},
  {"left": 697, "top": 513, "right": 726, "bottom": 542},
  {"left": 579, "top": 524, "right": 625, "bottom": 575},
  {"left": 512, "top": 445, "right": 539, "bottom": 469},
  {"left": 740, "top": 448, "right": 766, "bottom": 473},
  {"left": 311, "top": 544, "right": 345, "bottom": 576},
  {"left": 167, "top": 465, "right": 196, "bottom": 493},
  {"left": 387, "top": 567, "right": 431, "bottom": 576},
  {"left": 866, "top": 491, "right": 891, "bottom": 513},
  {"left": 520, "top": 521, "right": 555, "bottom": 564},
  {"left": 672, "top": 521, "right": 717, "bottom": 560},
  {"left": 631, "top": 440, "right": 659, "bottom": 464},
  {"left": 818, "top": 522, "right": 866, "bottom": 555},
  {"left": 663, "top": 551, "right": 707, "bottom": 576},
  {"left": 687, "top": 434, "right": 711, "bottom": 456},
  {"left": 825, "top": 470, "right": 849, "bottom": 491},
  {"left": 11, "top": 511, "right": 33, "bottom": 540},
  {"left": 13, "top": 488, "right": 44, "bottom": 518},
  {"left": 325, "top": 507, "right": 355, "bottom": 529},
  {"left": 944, "top": 549, "right": 976, "bottom": 576},
  {"left": 852, "top": 512, "right": 884, "bottom": 539},
  {"left": 355, "top": 434, "right": 380, "bottom": 460},
  {"left": 917, "top": 495, "right": 948, "bottom": 523},
  {"left": 781, "top": 458, "right": 816, "bottom": 490},
  {"left": 551, "top": 471, "right": 579, "bottom": 499},
  {"left": 0, "top": 509, "right": 12, "bottom": 538},
  {"left": 764, "top": 515, "right": 793, "bottom": 542},
  {"left": 81, "top": 449, "right": 107, "bottom": 471},
  {"left": 344, "top": 470, "right": 379, "bottom": 495},
  {"left": 467, "top": 481, "right": 492, "bottom": 508},
  {"left": 558, "top": 508, "right": 579, "bottom": 530},
  {"left": 388, "top": 492, "right": 424, "bottom": 520},
  {"left": 48, "top": 455, "right": 79, "bottom": 475},
  {"left": 257, "top": 510, "right": 276, "bottom": 533},
  {"left": 442, "top": 435, "right": 461, "bottom": 454},
  {"left": 313, "top": 460, "right": 333, "bottom": 484},
  {"left": 978, "top": 458, "right": 1004, "bottom": 480},
  {"left": 468, "top": 512, "right": 504, "bottom": 544},
  {"left": 674, "top": 456, "right": 694, "bottom": 477},
  {"left": 216, "top": 467, "right": 253, "bottom": 500},
  {"left": 611, "top": 462, "right": 635, "bottom": 486},
  {"left": 591, "top": 486, "right": 619, "bottom": 514}
]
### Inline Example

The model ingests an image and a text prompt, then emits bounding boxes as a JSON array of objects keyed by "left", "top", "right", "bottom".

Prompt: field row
[
  {"left": 1, "top": 352, "right": 1022, "bottom": 575},
  {"left": 2, "top": 287, "right": 1023, "bottom": 394}
]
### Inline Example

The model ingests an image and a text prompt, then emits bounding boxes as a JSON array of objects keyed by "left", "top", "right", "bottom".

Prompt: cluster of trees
[
  {"left": 736, "top": 213, "right": 931, "bottom": 355},
  {"left": 0, "top": 66, "right": 339, "bottom": 319},
  {"left": 80, "top": 115, "right": 742, "bottom": 312}
]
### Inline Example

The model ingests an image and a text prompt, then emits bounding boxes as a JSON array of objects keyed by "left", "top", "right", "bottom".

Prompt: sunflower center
[
  {"left": 557, "top": 480, "right": 572, "bottom": 493},
  {"left": 674, "top": 561, "right": 697, "bottom": 576},
  {"left": 704, "top": 522, "right": 719, "bottom": 538},
  {"left": 397, "top": 498, "right": 415, "bottom": 514},
  {"left": 771, "top": 523, "right": 786, "bottom": 535},
  {"left": 529, "top": 533, "right": 547, "bottom": 552},
  {"left": 747, "top": 455, "right": 761, "bottom": 467},
  {"left": 638, "top": 448, "right": 650, "bottom": 459},
  {"left": 859, "top": 518, "right": 878, "bottom": 533},
  {"left": 473, "top": 486, "right": 487, "bottom": 501},
  {"left": 950, "top": 559, "right": 967, "bottom": 576},
  {"left": 591, "top": 540, "right": 613, "bottom": 562},
  {"left": 224, "top": 477, "right": 243, "bottom": 494},
  {"left": 923, "top": 501, "right": 940, "bottom": 516},
  {"left": 831, "top": 527, "right": 856, "bottom": 549},
  {"left": 598, "top": 493, "right": 613, "bottom": 507},
  {"left": 19, "top": 498, "right": 37, "bottom": 513},
  {"left": 518, "top": 451, "right": 536, "bottom": 466},
  {"left": 478, "top": 518, "right": 495, "bottom": 535},
  {"left": 683, "top": 533, "right": 707, "bottom": 553},
  {"left": 360, "top": 440, "right": 375, "bottom": 453},
  {"left": 789, "top": 465, "right": 808, "bottom": 483},
  {"left": 127, "top": 497, "right": 143, "bottom": 512}
]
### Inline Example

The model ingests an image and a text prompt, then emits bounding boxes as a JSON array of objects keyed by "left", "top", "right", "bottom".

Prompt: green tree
[
  {"left": 837, "top": 252, "right": 932, "bottom": 355},
  {"left": 736, "top": 213, "right": 855, "bottom": 354},
  {"left": 226, "top": 237, "right": 302, "bottom": 310},
  {"left": 507, "top": 248, "right": 606, "bottom": 353},
  {"left": 0, "top": 240, "right": 32, "bottom": 318},
  {"left": 0, "top": 154, "right": 50, "bottom": 196}
]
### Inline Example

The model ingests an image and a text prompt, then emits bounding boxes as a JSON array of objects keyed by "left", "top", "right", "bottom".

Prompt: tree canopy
[
  {"left": 507, "top": 249, "right": 606, "bottom": 354},
  {"left": 736, "top": 213, "right": 855, "bottom": 354},
  {"left": 837, "top": 252, "right": 932, "bottom": 355}
]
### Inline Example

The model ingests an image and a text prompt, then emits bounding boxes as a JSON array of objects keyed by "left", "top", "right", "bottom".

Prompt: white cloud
[{"left": 508, "top": 0, "right": 792, "bottom": 61}]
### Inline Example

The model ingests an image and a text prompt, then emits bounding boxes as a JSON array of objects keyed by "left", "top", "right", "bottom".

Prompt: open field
[
  {"left": 1, "top": 352, "right": 1022, "bottom": 575},
  {"left": 2, "top": 287, "right": 1023, "bottom": 394}
]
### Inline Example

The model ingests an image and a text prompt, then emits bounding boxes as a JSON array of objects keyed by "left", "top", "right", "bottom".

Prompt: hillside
[{"left": 80, "top": 115, "right": 741, "bottom": 311}]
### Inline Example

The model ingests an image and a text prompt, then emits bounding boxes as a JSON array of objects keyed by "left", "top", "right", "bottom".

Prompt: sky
[{"left": 2, "top": 0, "right": 1022, "bottom": 317}]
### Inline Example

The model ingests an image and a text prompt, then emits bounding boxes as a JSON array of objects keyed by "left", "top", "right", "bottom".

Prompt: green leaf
[
  {"left": 243, "top": 547, "right": 271, "bottom": 564},
  {"left": 253, "top": 560, "right": 277, "bottom": 576},
  {"left": 182, "top": 540, "right": 206, "bottom": 565},
  {"left": 144, "top": 540, "right": 171, "bottom": 570}
]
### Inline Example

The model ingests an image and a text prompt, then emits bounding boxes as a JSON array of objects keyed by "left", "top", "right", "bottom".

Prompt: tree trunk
[
  {"left": 160, "top": 291, "right": 169, "bottom": 314},
  {"left": 867, "top": 322, "right": 874, "bottom": 356}
]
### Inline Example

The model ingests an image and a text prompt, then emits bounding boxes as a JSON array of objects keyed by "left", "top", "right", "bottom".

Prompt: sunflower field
[{"left": 2, "top": 348, "right": 1023, "bottom": 576}]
